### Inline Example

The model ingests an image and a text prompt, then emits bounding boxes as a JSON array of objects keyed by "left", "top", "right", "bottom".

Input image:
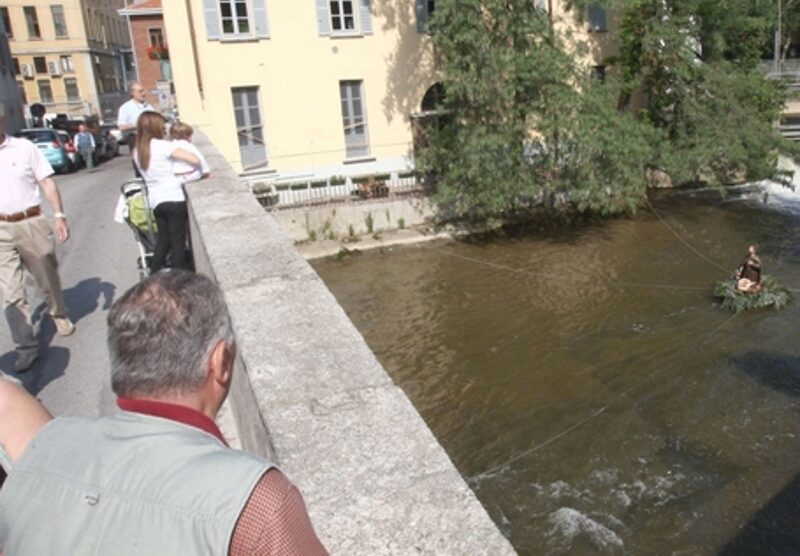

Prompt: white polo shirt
[
  {"left": 0, "top": 135, "right": 53, "bottom": 214},
  {"left": 117, "top": 99, "right": 155, "bottom": 129}
]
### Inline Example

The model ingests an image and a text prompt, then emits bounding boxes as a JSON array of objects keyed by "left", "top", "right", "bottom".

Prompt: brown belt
[{"left": 0, "top": 206, "right": 42, "bottom": 222}]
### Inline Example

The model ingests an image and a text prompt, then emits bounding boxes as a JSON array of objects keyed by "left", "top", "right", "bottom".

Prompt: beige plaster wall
[{"left": 163, "top": 1, "right": 436, "bottom": 174}]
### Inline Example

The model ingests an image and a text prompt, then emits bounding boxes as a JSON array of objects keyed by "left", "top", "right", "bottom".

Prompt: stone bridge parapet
[{"left": 186, "top": 131, "right": 516, "bottom": 555}]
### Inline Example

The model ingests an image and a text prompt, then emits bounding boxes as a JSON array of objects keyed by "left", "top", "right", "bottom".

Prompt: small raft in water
[{"left": 714, "top": 274, "right": 790, "bottom": 313}]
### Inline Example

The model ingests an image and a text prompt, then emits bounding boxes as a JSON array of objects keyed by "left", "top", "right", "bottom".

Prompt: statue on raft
[
  {"left": 735, "top": 244, "right": 762, "bottom": 293},
  {"left": 714, "top": 244, "right": 790, "bottom": 313}
]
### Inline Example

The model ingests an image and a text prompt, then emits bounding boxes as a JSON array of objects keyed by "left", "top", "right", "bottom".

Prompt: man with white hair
[
  {"left": 117, "top": 81, "right": 154, "bottom": 151},
  {"left": 0, "top": 100, "right": 74, "bottom": 373},
  {"left": 0, "top": 271, "right": 327, "bottom": 555}
]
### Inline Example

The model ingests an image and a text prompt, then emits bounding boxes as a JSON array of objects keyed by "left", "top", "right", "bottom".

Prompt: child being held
[{"left": 170, "top": 121, "right": 210, "bottom": 184}]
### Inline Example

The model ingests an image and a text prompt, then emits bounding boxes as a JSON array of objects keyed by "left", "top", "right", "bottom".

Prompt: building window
[
  {"left": 24, "top": 6, "right": 41, "bottom": 39},
  {"left": 17, "top": 81, "right": 27, "bottom": 104},
  {"left": 33, "top": 56, "right": 47, "bottom": 74},
  {"left": 60, "top": 55, "right": 74, "bottom": 73},
  {"left": 588, "top": 4, "right": 607, "bottom": 32},
  {"left": 339, "top": 80, "right": 369, "bottom": 158},
  {"left": 1, "top": 7, "right": 12, "bottom": 38},
  {"left": 416, "top": 0, "right": 435, "bottom": 32},
  {"left": 12, "top": 57, "right": 19, "bottom": 76},
  {"left": 51, "top": 5, "right": 68, "bottom": 38},
  {"left": 329, "top": 1, "right": 356, "bottom": 32},
  {"left": 64, "top": 77, "right": 79, "bottom": 101},
  {"left": 37, "top": 79, "right": 53, "bottom": 103},
  {"left": 220, "top": 0, "right": 250, "bottom": 35},
  {"left": 148, "top": 27, "right": 165, "bottom": 46},
  {"left": 231, "top": 87, "right": 267, "bottom": 169}
]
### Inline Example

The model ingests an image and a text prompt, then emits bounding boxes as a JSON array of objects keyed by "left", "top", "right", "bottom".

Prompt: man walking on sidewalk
[
  {"left": 0, "top": 100, "right": 75, "bottom": 373},
  {"left": 75, "top": 123, "right": 95, "bottom": 171}
]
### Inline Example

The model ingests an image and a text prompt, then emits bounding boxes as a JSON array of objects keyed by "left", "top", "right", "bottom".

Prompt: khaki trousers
[{"left": 0, "top": 215, "right": 67, "bottom": 352}]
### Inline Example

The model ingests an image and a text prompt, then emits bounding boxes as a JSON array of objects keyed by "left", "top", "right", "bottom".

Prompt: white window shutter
[
  {"left": 316, "top": 0, "right": 331, "bottom": 36},
  {"left": 415, "top": 0, "right": 427, "bottom": 33},
  {"left": 203, "top": 0, "right": 221, "bottom": 40},
  {"left": 253, "top": 0, "right": 270, "bottom": 38},
  {"left": 360, "top": 0, "right": 373, "bottom": 34}
]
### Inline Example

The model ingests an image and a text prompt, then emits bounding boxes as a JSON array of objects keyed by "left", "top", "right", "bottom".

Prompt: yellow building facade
[
  {"left": 163, "top": 1, "right": 617, "bottom": 179},
  {"left": 3, "top": 0, "right": 130, "bottom": 122}
]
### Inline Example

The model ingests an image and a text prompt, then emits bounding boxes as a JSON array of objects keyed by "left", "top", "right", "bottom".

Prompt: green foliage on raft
[{"left": 714, "top": 275, "right": 790, "bottom": 313}]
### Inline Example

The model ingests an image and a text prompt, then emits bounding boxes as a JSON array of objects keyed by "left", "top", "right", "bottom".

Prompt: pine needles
[{"left": 714, "top": 274, "right": 790, "bottom": 313}]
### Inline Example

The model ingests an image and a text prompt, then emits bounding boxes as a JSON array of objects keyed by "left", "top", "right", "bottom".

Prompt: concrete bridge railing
[{"left": 186, "top": 131, "right": 515, "bottom": 555}]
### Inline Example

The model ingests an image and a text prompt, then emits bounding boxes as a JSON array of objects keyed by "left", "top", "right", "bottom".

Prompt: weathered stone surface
[{"left": 186, "top": 131, "right": 516, "bottom": 555}]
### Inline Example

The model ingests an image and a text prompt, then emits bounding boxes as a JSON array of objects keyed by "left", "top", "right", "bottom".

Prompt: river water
[{"left": 312, "top": 182, "right": 800, "bottom": 555}]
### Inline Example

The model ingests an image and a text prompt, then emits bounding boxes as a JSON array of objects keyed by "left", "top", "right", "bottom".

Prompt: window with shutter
[
  {"left": 339, "top": 80, "right": 369, "bottom": 159},
  {"left": 205, "top": 0, "right": 269, "bottom": 41},
  {"left": 320, "top": 0, "right": 372, "bottom": 37}
]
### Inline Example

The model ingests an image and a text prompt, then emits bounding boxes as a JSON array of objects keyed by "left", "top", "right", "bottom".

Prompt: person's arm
[
  {"left": 39, "top": 177, "right": 69, "bottom": 242},
  {"left": 0, "top": 377, "right": 52, "bottom": 464},
  {"left": 229, "top": 470, "right": 328, "bottom": 555},
  {"left": 171, "top": 147, "right": 201, "bottom": 167}
]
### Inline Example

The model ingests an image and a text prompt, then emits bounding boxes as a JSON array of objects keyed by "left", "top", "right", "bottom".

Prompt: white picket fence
[{"left": 248, "top": 172, "right": 422, "bottom": 209}]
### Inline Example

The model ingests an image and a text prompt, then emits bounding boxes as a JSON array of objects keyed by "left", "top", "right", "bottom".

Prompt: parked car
[
  {"left": 101, "top": 123, "right": 124, "bottom": 145},
  {"left": 56, "top": 130, "right": 79, "bottom": 170},
  {"left": 15, "top": 128, "right": 75, "bottom": 174},
  {"left": 96, "top": 127, "right": 119, "bottom": 160}
]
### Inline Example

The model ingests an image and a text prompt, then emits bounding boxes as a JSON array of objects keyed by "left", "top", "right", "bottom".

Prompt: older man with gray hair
[
  {"left": 0, "top": 99, "right": 74, "bottom": 373},
  {"left": 0, "top": 271, "right": 327, "bottom": 555}
]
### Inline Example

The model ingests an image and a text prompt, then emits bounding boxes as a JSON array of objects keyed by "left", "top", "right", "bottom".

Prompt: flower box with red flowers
[{"left": 147, "top": 45, "right": 169, "bottom": 60}]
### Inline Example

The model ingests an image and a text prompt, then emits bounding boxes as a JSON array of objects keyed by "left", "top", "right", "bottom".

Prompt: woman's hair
[
  {"left": 170, "top": 121, "right": 193, "bottom": 141},
  {"left": 134, "top": 111, "right": 166, "bottom": 171}
]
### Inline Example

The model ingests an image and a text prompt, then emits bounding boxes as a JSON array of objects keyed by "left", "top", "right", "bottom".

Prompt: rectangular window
[
  {"left": 588, "top": 4, "right": 607, "bottom": 32},
  {"left": 329, "top": 0, "right": 355, "bottom": 33},
  {"left": 24, "top": 6, "right": 41, "bottom": 39},
  {"left": 17, "top": 81, "right": 27, "bottom": 104},
  {"left": 33, "top": 56, "right": 47, "bottom": 74},
  {"left": 13, "top": 57, "right": 19, "bottom": 76},
  {"left": 51, "top": 5, "right": 68, "bottom": 37},
  {"left": 231, "top": 87, "right": 267, "bottom": 169},
  {"left": 60, "top": 54, "right": 74, "bottom": 73},
  {"left": 220, "top": 0, "right": 250, "bottom": 35},
  {"left": 339, "top": 80, "right": 369, "bottom": 159},
  {"left": 148, "top": 27, "right": 164, "bottom": 46},
  {"left": 64, "top": 77, "right": 79, "bottom": 101},
  {"left": 37, "top": 79, "right": 53, "bottom": 103},
  {"left": 1, "top": 7, "right": 12, "bottom": 38}
]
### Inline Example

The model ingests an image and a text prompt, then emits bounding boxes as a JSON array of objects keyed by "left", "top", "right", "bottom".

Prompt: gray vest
[{"left": 0, "top": 412, "right": 272, "bottom": 555}]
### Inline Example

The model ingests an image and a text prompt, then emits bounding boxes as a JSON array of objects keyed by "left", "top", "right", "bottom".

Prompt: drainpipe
[
  {"left": 182, "top": 0, "right": 204, "bottom": 100},
  {"left": 124, "top": 0, "right": 137, "bottom": 86}
]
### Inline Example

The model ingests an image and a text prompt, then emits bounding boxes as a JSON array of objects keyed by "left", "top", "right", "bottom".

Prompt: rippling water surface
[{"left": 312, "top": 183, "right": 800, "bottom": 555}]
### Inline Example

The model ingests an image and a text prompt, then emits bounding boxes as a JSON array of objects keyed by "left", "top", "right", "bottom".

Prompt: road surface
[{"left": 1, "top": 153, "right": 141, "bottom": 417}]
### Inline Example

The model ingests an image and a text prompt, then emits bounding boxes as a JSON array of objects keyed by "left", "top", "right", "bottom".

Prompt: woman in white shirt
[{"left": 133, "top": 111, "right": 200, "bottom": 273}]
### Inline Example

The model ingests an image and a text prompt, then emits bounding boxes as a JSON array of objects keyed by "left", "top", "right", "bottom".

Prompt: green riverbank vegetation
[{"left": 418, "top": 0, "right": 799, "bottom": 224}]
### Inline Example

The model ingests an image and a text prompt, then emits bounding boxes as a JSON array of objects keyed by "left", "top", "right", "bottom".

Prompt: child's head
[
  {"left": 78, "top": 123, "right": 87, "bottom": 132},
  {"left": 170, "top": 121, "right": 193, "bottom": 141}
]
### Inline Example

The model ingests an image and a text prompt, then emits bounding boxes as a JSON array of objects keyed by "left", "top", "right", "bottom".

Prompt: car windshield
[{"left": 16, "top": 130, "right": 57, "bottom": 143}]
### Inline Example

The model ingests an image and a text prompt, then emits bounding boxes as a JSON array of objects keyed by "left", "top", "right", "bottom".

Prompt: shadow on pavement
[
  {"left": 0, "top": 345, "right": 69, "bottom": 395},
  {"left": 1, "top": 277, "right": 114, "bottom": 392},
  {"left": 721, "top": 351, "right": 800, "bottom": 555}
]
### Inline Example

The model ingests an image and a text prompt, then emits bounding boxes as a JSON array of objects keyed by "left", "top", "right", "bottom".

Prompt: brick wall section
[{"left": 130, "top": 14, "right": 166, "bottom": 111}]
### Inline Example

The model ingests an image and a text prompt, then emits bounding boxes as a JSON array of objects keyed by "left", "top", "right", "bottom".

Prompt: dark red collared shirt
[{"left": 117, "top": 398, "right": 327, "bottom": 556}]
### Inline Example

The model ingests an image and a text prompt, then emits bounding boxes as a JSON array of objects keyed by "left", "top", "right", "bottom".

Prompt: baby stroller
[{"left": 118, "top": 179, "right": 157, "bottom": 280}]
